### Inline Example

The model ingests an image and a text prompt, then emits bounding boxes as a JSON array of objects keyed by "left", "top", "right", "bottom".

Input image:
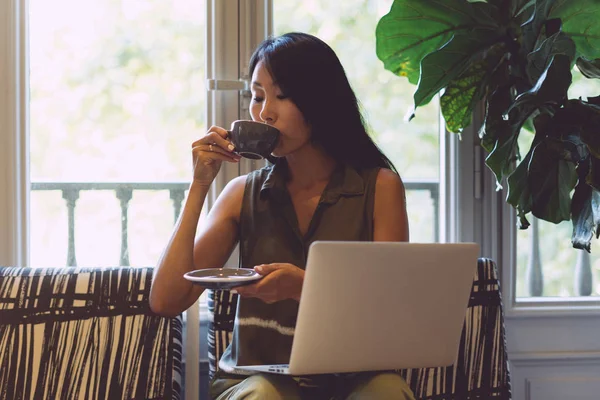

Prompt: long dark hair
[{"left": 249, "top": 32, "right": 397, "bottom": 173}]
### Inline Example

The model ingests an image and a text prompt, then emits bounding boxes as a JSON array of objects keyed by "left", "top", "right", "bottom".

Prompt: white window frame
[
  {"left": 456, "top": 101, "right": 600, "bottom": 317},
  {"left": 0, "top": 0, "right": 29, "bottom": 268},
  {"left": 501, "top": 199, "right": 600, "bottom": 317},
  {"left": 201, "top": 0, "right": 273, "bottom": 397}
]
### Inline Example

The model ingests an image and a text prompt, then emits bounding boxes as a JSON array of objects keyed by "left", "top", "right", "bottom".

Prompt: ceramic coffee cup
[{"left": 227, "top": 120, "right": 280, "bottom": 160}]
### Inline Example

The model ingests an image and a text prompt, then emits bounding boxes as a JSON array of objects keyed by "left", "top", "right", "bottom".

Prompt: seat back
[
  {"left": 0, "top": 266, "right": 183, "bottom": 400},
  {"left": 207, "top": 258, "right": 511, "bottom": 399}
]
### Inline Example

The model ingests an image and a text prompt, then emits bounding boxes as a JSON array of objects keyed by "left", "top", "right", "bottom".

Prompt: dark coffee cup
[{"left": 227, "top": 120, "right": 280, "bottom": 160}]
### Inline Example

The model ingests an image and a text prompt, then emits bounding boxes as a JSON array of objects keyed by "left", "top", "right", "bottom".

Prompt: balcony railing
[
  {"left": 31, "top": 182, "right": 189, "bottom": 267},
  {"left": 31, "top": 179, "right": 439, "bottom": 267}
]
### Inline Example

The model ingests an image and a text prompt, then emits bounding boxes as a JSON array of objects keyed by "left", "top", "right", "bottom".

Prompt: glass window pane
[
  {"left": 29, "top": 0, "right": 205, "bottom": 267},
  {"left": 515, "top": 67, "right": 600, "bottom": 299},
  {"left": 273, "top": 0, "right": 441, "bottom": 243}
]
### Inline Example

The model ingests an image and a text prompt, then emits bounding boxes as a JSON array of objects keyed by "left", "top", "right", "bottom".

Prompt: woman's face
[{"left": 249, "top": 61, "right": 312, "bottom": 157}]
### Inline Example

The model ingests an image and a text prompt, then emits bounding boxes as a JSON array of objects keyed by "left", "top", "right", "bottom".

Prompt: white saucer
[{"left": 183, "top": 268, "right": 262, "bottom": 290}]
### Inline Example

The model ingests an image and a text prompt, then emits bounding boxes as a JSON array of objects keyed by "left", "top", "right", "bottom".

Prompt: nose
[{"left": 259, "top": 100, "right": 276, "bottom": 124}]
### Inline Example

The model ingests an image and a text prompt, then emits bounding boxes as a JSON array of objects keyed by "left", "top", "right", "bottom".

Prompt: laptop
[{"left": 236, "top": 241, "right": 479, "bottom": 375}]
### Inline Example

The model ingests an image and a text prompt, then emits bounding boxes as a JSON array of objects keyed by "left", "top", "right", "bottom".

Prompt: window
[
  {"left": 515, "top": 67, "right": 600, "bottom": 300},
  {"left": 29, "top": 0, "right": 206, "bottom": 268}
]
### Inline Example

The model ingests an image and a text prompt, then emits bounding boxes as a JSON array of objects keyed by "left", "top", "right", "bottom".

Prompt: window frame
[
  {"left": 0, "top": 0, "right": 29, "bottom": 268},
  {"left": 501, "top": 196, "right": 600, "bottom": 318}
]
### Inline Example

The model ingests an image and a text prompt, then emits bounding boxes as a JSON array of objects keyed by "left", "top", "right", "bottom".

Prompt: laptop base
[{"left": 236, "top": 364, "right": 291, "bottom": 375}]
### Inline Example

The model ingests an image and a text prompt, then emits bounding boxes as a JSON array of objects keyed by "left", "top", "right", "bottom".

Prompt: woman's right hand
[{"left": 191, "top": 125, "right": 241, "bottom": 187}]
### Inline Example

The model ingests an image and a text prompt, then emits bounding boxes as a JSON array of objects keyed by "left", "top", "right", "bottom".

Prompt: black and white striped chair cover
[
  {"left": 207, "top": 258, "right": 511, "bottom": 399},
  {"left": 0, "top": 266, "right": 183, "bottom": 400}
]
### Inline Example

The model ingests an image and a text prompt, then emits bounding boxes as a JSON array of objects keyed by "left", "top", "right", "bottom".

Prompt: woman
[{"left": 150, "top": 32, "right": 412, "bottom": 400}]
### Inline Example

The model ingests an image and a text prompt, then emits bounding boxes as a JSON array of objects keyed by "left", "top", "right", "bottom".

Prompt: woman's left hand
[{"left": 233, "top": 263, "right": 304, "bottom": 304}]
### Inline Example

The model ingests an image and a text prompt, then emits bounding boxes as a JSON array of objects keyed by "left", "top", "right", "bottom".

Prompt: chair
[
  {"left": 0, "top": 266, "right": 183, "bottom": 400},
  {"left": 207, "top": 258, "right": 512, "bottom": 399}
]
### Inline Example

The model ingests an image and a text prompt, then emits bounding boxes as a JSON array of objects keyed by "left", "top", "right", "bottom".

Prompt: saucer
[{"left": 183, "top": 268, "right": 262, "bottom": 290}]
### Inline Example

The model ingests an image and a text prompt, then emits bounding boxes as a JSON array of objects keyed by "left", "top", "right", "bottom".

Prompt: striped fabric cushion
[
  {"left": 207, "top": 258, "right": 511, "bottom": 399},
  {"left": 0, "top": 267, "right": 183, "bottom": 400}
]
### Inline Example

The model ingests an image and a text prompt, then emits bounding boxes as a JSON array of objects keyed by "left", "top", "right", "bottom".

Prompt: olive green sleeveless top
[{"left": 218, "top": 159, "right": 380, "bottom": 375}]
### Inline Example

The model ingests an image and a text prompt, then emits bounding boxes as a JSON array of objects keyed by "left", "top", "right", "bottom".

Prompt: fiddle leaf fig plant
[{"left": 376, "top": 0, "right": 600, "bottom": 251}]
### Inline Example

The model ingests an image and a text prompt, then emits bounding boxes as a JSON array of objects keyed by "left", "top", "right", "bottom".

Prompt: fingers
[
  {"left": 253, "top": 263, "right": 295, "bottom": 276},
  {"left": 233, "top": 275, "right": 271, "bottom": 297},
  {"left": 191, "top": 132, "right": 235, "bottom": 153},
  {"left": 207, "top": 125, "right": 230, "bottom": 139},
  {"left": 192, "top": 126, "right": 236, "bottom": 154},
  {"left": 232, "top": 283, "right": 258, "bottom": 297},
  {"left": 232, "top": 267, "right": 299, "bottom": 304},
  {"left": 192, "top": 146, "right": 239, "bottom": 164},
  {"left": 233, "top": 285, "right": 277, "bottom": 304},
  {"left": 254, "top": 264, "right": 278, "bottom": 276},
  {"left": 191, "top": 125, "right": 241, "bottom": 163},
  {"left": 193, "top": 143, "right": 240, "bottom": 163}
]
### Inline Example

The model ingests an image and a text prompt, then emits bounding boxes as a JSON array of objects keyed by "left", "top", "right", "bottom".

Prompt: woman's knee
[
  {"left": 346, "top": 372, "right": 415, "bottom": 400},
  {"left": 217, "top": 374, "right": 302, "bottom": 400}
]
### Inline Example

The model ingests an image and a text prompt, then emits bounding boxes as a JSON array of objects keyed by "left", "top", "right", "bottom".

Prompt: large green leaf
[
  {"left": 526, "top": 31, "right": 576, "bottom": 84},
  {"left": 440, "top": 58, "right": 487, "bottom": 133},
  {"left": 513, "top": 0, "right": 536, "bottom": 20},
  {"left": 485, "top": 121, "right": 520, "bottom": 184},
  {"left": 576, "top": 57, "right": 600, "bottom": 79},
  {"left": 523, "top": 117, "right": 536, "bottom": 132},
  {"left": 570, "top": 175, "right": 600, "bottom": 252},
  {"left": 550, "top": 0, "right": 600, "bottom": 60},
  {"left": 442, "top": 43, "right": 509, "bottom": 134},
  {"left": 521, "top": 0, "right": 558, "bottom": 54},
  {"left": 552, "top": 135, "right": 589, "bottom": 164},
  {"left": 507, "top": 54, "right": 572, "bottom": 120},
  {"left": 483, "top": 55, "right": 571, "bottom": 184},
  {"left": 375, "top": 0, "right": 498, "bottom": 85},
  {"left": 414, "top": 29, "right": 501, "bottom": 108},
  {"left": 487, "top": 0, "right": 534, "bottom": 22},
  {"left": 506, "top": 113, "right": 561, "bottom": 229},
  {"left": 469, "top": 1, "right": 505, "bottom": 26},
  {"left": 478, "top": 54, "right": 515, "bottom": 183},
  {"left": 538, "top": 127, "right": 588, "bottom": 164},
  {"left": 571, "top": 182, "right": 600, "bottom": 252},
  {"left": 528, "top": 139, "right": 578, "bottom": 223},
  {"left": 481, "top": 85, "right": 518, "bottom": 184},
  {"left": 564, "top": 100, "right": 600, "bottom": 159},
  {"left": 587, "top": 95, "right": 600, "bottom": 107},
  {"left": 587, "top": 156, "right": 600, "bottom": 192},
  {"left": 507, "top": 147, "right": 535, "bottom": 228}
]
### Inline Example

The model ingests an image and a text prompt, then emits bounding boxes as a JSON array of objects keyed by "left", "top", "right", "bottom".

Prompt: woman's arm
[
  {"left": 149, "top": 175, "right": 246, "bottom": 317},
  {"left": 373, "top": 168, "right": 409, "bottom": 242}
]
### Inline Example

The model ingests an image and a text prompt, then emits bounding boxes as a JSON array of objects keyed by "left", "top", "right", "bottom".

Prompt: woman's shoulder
[
  {"left": 224, "top": 164, "right": 273, "bottom": 187},
  {"left": 373, "top": 168, "right": 406, "bottom": 208},
  {"left": 355, "top": 165, "right": 400, "bottom": 184},
  {"left": 222, "top": 164, "right": 276, "bottom": 199},
  {"left": 375, "top": 167, "right": 405, "bottom": 191},
  {"left": 220, "top": 174, "right": 248, "bottom": 201},
  {"left": 375, "top": 167, "right": 401, "bottom": 181},
  {"left": 247, "top": 163, "right": 275, "bottom": 180}
]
